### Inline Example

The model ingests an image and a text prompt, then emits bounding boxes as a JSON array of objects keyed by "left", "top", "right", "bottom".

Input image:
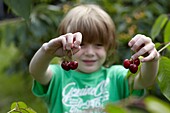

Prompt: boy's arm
[
  {"left": 29, "top": 32, "right": 82, "bottom": 85},
  {"left": 128, "top": 34, "right": 160, "bottom": 89},
  {"left": 29, "top": 44, "right": 54, "bottom": 85}
]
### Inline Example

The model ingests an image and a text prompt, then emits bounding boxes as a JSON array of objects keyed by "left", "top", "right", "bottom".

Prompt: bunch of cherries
[
  {"left": 61, "top": 60, "right": 78, "bottom": 71},
  {"left": 123, "top": 58, "right": 140, "bottom": 74},
  {"left": 61, "top": 49, "right": 78, "bottom": 71}
]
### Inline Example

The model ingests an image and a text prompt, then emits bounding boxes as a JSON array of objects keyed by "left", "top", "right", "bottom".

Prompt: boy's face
[{"left": 72, "top": 43, "right": 106, "bottom": 73}]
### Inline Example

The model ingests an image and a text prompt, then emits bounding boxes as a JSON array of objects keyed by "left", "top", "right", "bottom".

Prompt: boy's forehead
[{"left": 82, "top": 35, "right": 102, "bottom": 43}]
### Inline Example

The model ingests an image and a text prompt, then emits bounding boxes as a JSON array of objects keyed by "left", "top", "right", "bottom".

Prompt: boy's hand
[
  {"left": 128, "top": 34, "right": 159, "bottom": 62},
  {"left": 43, "top": 32, "right": 82, "bottom": 57}
]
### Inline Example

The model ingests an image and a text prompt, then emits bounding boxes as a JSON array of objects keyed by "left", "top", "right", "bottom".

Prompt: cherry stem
[
  {"left": 130, "top": 50, "right": 134, "bottom": 61},
  {"left": 158, "top": 42, "right": 170, "bottom": 53},
  {"left": 63, "top": 50, "right": 70, "bottom": 61},
  {"left": 70, "top": 49, "right": 73, "bottom": 56}
]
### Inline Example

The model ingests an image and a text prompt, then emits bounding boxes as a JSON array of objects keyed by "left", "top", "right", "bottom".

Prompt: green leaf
[
  {"left": 4, "top": 0, "right": 31, "bottom": 20},
  {"left": 157, "top": 56, "right": 170, "bottom": 101},
  {"left": 9, "top": 101, "right": 37, "bottom": 113},
  {"left": 144, "top": 96, "right": 170, "bottom": 113},
  {"left": 104, "top": 103, "right": 127, "bottom": 113},
  {"left": 164, "top": 21, "right": 170, "bottom": 43},
  {"left": 151, "top": 14, "right": 168, "bottom": 40},
  {"left": 25, "top": 108, "right": 37, "bottom": 113},
  {"left": 10, "top": 102, "right": 18, "bottom": 110},
  {"left": 11, "top": 102, "right": 27, "bottom": 110},
  {"left": 17, "top": 101, "right": 28, "bottom": 109},
  {"left": 155, "top": 42, "right": 161, "bottom": 50}
]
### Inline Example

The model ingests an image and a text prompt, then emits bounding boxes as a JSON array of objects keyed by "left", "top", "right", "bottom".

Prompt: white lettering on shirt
[{"left": 62, "top": 80, "right": 109, "bottom": 113}]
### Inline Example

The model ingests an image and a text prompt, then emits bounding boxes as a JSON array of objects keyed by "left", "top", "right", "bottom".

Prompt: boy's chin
[{"left": 77, "top": 67, "right": 100, "bottom": 73}]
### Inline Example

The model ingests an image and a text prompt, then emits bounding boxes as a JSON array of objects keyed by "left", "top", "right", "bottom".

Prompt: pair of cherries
[
  {"left": 61, "top": 47, "right": 78, "bottom": 71},
  {"left": 123, "top": 58, "right": 140, "bottom": 73},
  {"left": 61, "top": 60, "right": 78, "bottom": 71}
]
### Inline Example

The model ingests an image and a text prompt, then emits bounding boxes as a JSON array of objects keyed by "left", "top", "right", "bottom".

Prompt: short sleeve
[
  {"left": 32, "top": 64, "right": 62, "bottom": 103},
  {"left": 110, "top": 65, "right": 144, "bottom": 98}
]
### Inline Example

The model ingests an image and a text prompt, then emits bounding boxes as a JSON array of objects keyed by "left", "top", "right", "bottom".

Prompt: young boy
[{"left": 29, "top": 4, "right": 159, "bottom": 113}]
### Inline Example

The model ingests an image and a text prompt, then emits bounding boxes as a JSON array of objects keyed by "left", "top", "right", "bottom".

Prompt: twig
[
  {"left": 7, "top": 108, "right": 16, "bottom": 113},
  {"left": 158, "top": 42, "right": 170, "bottom": 53}
]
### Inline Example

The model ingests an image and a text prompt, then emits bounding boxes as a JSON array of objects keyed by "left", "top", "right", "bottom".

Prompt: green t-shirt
[{"left": 32, "top": 65, "right": 144, "bottom": 113}]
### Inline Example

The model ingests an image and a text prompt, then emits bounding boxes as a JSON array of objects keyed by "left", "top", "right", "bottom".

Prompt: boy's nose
[{"left": 84, "top": 45, "right": 95, "bottom": 57}]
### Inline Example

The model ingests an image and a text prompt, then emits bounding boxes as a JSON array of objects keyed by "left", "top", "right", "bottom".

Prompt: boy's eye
[
  {"left": 95, "top": 43, "right": 103, "bottom": 46},
  {"left": 80, "top": 43, "right": 86, "bottom": 48},
  {"left": 80, "top": 43, "right": 84, "bottom": 46}
]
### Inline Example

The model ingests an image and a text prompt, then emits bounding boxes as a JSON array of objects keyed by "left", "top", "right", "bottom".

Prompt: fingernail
[{"left": 128, "top": 42, "right": 132, "bottom": 47}]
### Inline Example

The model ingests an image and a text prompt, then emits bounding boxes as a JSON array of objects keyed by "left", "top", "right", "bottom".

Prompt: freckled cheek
[
  {"left": 100, "top": 54, "right": 107, "bottom": 62},
  {"left": 97, "top": 51, "right": 107, "bottom": 62}
]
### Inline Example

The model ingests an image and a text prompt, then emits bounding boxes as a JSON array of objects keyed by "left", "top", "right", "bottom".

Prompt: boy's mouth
[{"left": 82, "top": 60, "right": 96, "bottom": 65}]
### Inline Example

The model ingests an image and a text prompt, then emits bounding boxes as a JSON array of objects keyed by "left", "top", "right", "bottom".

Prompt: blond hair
[{"left": 58, "top": 4, "right": 116, "bottom": 66}]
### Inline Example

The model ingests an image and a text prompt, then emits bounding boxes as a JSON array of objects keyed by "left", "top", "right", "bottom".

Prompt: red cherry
[
  {"left": 123, "top": 59, "right": 131, "bottom": 69},
  {"left": 61, "top": 61, "right": 70, "bottom": 71},
  {"left": 134, "top": 58, "right": 140, "bottom": 66},
  {"left": 129, "top": 64, "right": 138, "bottom": 74},
  {"left": 69, "top": 61, "right": 78, "bottom": 70}
]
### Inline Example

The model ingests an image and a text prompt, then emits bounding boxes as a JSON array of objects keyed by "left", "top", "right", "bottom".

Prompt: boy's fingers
[
  {"left": 65, "top": 33, "right": 74, "bottom": 50},
  {"left": 141, "top": 49, "right": 158, "bottom": 62},
  {"left": 131, "top": 43, "right": 155, "bottom": 60},
  {"left": 73, "top": 32, "right": 82, "bottom": 48},
  {"left": 58, "top": 36, "right": 67, "bottom": 50},
  {"left": 72, "top": 46, "right": 81, "bottom": 54},
  {"left": 51, "top": 32, "right": 82, "bottom": 51},
  {"left": 130, "top": 38, "right": 144, "bottom": 52},
  {"left": 128, "top": 34, "right": 142, "bottom": 47},
  {"left": 129, "top": 34, "right": 151, "bottom": 48}
]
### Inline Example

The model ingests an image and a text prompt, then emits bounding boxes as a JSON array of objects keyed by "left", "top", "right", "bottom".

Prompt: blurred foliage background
[{"left": 0, "top": 0, "right": 170, "bottom": 112}]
